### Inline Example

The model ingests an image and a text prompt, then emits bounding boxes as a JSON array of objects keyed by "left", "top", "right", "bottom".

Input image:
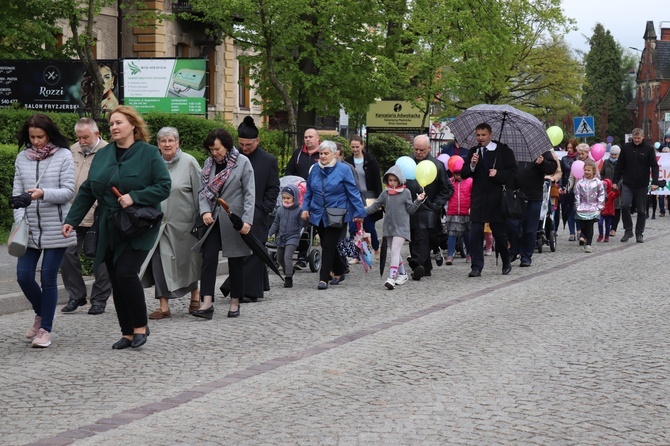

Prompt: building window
[
  {"left": 176, "top": 43, "right": 189, "bottom": 57},
  {"left": 238, "top": 63, "right": 250, "bottom": 109}
]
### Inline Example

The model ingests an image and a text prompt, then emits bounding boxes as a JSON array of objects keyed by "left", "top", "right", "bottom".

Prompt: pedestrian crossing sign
[{"left": 574, "top": 116, "right": 595, "bottom": 137}]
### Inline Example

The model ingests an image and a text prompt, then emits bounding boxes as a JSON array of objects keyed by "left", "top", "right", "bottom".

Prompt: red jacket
[
  {"left": 602, "top": 179, "right": 620, "bottom": 217},
  {"left": 446, "top": 177, "right": 473, "bottom": 216}
]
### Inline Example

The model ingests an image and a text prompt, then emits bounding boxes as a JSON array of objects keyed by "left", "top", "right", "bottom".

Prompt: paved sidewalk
[{"left": 1, "top": 220, "right": 670, "bottom": 445}]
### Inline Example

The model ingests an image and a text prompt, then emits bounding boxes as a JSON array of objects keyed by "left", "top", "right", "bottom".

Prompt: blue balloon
[{"left": 396, "top": 156, "right": 417, "bottom": 180}]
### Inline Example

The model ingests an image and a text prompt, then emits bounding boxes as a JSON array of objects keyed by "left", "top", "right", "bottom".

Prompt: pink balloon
[
  {"left": 437, "top": 153, "right": 450, "bottom": 169},
  {"left": 590, "top": 143, "right": 606, "bottom": 161},
  {"left": 452, "top": 159, "right": 464, "bottom": 172},
  {"left": 571, "top": 160, "right": 585, "bottom": 179}
]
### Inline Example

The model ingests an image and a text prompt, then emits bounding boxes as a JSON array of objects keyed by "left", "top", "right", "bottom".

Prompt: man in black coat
[
  {"left": 612, "top": 127, "right": 659, "bottom": 243},
  {"left": 461, "top": 123, "right": 518, "bottom": 277},
  {"left": 506, "top": 150, "right": 557, "bottom": 267},
  {"left": 405, "top": 134, "right": 453, "bottom": 280},
  {"left": 221, "top": 116, "right": 280, "bottom": 302}
]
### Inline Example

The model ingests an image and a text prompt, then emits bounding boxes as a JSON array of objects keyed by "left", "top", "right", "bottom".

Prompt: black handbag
[
  {"left": 501, "top": 185, "right": 526, "bottom": 220},
  {"left": 190, "top": 214, "right": 207, "bottom": 240},
  {"left": 82, "top": 217, "right": 98, "bottom": 258},
  {"left": 325, "top": 207, "right": 347, "bottom": 228},
  {"left": 112, "top": 206, "right": 163, "bottom": 239}
]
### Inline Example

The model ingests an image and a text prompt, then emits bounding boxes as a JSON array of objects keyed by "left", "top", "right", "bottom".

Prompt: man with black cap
[{"left": 220, "top": 116, "right": 280, "bottom": 302}]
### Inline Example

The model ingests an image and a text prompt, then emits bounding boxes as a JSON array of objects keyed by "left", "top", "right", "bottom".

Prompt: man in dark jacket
[
  {"left": 221, "top": 117, "right": 280, "bottom": 302},
  {"left": 506, "top": 151, "right": 557, "bottom": 267},
  {"left": 461, "top": 123, "right": 518, "bottom": 277},
  {"left": 285, "top": 128, "right": 320, "bottom": 268},
  {"left": 405, "top": 134, "right": 453, "bottom": 280},
  {"left": 612, "top": 128, "right": 659, "bottom": 243}
]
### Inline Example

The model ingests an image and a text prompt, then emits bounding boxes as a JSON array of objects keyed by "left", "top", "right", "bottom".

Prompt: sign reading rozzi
[{"left": 0, "top": 60, "right": 118, "bottom": 111}]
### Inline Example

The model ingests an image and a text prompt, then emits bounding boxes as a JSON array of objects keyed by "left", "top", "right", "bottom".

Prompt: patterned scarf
[
  {"left": 199, "top": 147, "right": 239, "bottom": 208},
  {"left": 24, "top": 142, "right": 59, "bottom": 161},
  {"left": 386, "top": 185, "right": 406, "bottom": 195}
]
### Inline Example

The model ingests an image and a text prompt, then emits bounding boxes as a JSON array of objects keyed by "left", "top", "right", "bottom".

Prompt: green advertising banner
[{"left": 123, "top": 59, "right": 207, "bottom": 114}]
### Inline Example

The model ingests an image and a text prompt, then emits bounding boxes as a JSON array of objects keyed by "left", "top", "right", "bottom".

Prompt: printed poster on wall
[{"left": 123, "top": 59, "right": 207, "bottom": 114}]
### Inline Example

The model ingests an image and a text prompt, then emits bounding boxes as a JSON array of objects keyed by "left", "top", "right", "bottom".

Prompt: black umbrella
[
  {"left": 217, "top": 198, "right": 284, "bottom": 281},
  {"left": 379, "top": 237, "right": 388, "bottom": 277}
]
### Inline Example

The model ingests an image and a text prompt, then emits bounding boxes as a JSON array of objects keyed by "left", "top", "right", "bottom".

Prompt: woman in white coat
[
  {"left": 192, "top": 129, "right": 255, "bottom": 320},
  {"left": 142, "top": 127, "right": 203, "bottom": 319},
  {"left": 12, "top": 114, "right": 77, "bottom": 348}
]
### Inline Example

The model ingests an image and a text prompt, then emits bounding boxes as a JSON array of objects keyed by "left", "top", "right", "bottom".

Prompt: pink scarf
[
  {"left": 24, "top": 142, "right": 59, "bottom": 161},
  {"left": 200, "top": 147, "right": 240, "bottom": 208},
  {"left": 386, "top": 185, "right": 406, "bottom": 195}
]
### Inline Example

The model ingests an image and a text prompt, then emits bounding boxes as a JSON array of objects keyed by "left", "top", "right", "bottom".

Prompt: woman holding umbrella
[
  {"left": 63, "top": 106, "right": 172, "bottom": 349},
  {"left": 192, "top": 129, "right": 255, "bottom": 319},
  {"left": 301, "top": 141, "right": 366, "bottom": 290}
]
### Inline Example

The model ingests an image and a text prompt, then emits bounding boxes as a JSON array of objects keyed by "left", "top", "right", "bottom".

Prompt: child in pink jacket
[{"left": 442, "top": 165, "right": 473, "bottom": 264}]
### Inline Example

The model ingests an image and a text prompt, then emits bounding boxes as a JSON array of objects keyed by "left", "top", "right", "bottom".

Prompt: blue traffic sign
[{"left": 574, "top": 116, "right": 595, "bottom": 137}]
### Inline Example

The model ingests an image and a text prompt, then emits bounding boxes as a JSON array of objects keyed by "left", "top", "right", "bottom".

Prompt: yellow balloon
[
  {"left": 547, "top": 126, "right": 564, "bottom": 146},
  {"left": 415, "top": 160, "right": 437, "bottom": 187}
]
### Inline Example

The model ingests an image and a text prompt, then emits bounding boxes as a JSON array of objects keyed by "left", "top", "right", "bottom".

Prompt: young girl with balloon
[
  {"left": 365, "top": 165, "right": 425, "bottom": 290},
  {"left": 441, "top": 157, "right": 472, "bottom": 264}
]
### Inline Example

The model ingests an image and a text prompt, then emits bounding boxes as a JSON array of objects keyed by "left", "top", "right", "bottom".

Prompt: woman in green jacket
[{"left": 62, "top": 106, "right": 171, "bottom": 350}]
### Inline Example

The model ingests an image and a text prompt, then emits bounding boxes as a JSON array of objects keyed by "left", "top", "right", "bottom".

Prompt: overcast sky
[{"left": 561, "top": 0, "right": 668, "bottom": 56}]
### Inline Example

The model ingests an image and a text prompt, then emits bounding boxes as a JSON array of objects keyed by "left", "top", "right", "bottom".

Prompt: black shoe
[
  {"left": 636, "top": 234, "right": 644, "bottom": 243},
  {"left": 411, "top": 265, "right": 425, "bottom": 280},
  {"left": 317, "top": 281, "right": 328, "bottom": 290},
  {"left": 329, "top": 275, "right": 345, "bottom": 285},
  {"left": 227, "top": 305, "right": 240, "bottom": 318},
  {"left": 519, "top": 262, "right": 531, "bottom": 267},
  {"left": 502, "top": 264, "right": 512, "bottom": 275},
  {"left": 510, "top": 254, "right": 519, "bottom": 263},
  {"left": 424, "top": 270, "right": 432, "bottom": 277},
  {"left": 294, "top": 260, "right": 307, "bottom": 270},
  {"left": 468, "top": 269, "right": 481, "bottom": 277},
  {"left": 240, "top": 296, "right": 258, "bottom": 303},
  {"left": 131, "top": 326, "right": 150, "bottom": 348},
  {"left": 112, "top": 338, "right": 132, "bottom": 350},
  {"left": 192, "top": 306, "right": 214, "bottom": 320},
  {"left": 284, "top": 277, "right": 293, "bottom": 288},
  {"left": 88, "top": 305, "right": 105, "bottom": 315},
  {"left": 62, "top": 297, "right": 86, "bottom": 313},
  {"left": 621, "top": 231, "right": 634, "bottom": 242}
]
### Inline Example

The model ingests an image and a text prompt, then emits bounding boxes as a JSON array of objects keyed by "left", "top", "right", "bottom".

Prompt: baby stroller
[
  {"left": 536, "top": 180, "right": 557, "bottom": 253},
  {"left": 266, "top": 175, "right": 321, "bottom": 272}
]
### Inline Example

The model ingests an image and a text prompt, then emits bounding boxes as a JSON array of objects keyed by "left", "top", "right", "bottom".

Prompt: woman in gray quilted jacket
[{"left": 12, "top": 114, "right": 77, "bottom": 348}]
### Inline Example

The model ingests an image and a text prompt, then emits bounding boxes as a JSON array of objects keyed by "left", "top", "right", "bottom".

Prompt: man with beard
[{"left": 60, "top": 118, "right": 112, "bottom": 315}]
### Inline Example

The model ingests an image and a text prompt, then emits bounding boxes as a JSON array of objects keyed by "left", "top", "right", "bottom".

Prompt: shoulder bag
[
  {"left": 8, "top": 215, "right": 29, "bottom": 257},
  {"left": 322, "top": 175, "right": 347, "bottom": 228}
]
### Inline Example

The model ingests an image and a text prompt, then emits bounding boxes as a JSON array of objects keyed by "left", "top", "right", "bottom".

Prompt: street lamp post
[{"left": 630, "top": 46, "right": 650, "bottom": 138}]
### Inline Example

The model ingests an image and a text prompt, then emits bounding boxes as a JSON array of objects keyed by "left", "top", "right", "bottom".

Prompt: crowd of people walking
[{"left": 9, "top": 107, "right": 665, "bottom": 349}]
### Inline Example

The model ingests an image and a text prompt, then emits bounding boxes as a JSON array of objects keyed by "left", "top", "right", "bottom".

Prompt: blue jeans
[
  {"left": 17, "top": 247, "right": 66, "bottom": 332},
  {"left": 447, "top": 234, "right": 470, "bottom": 259}
]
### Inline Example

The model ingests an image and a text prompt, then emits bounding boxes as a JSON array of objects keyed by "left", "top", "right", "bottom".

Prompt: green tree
[
  {"left": 583, "top": 23, "right": 631, "bottom": 141},
  {"left": 186, "top": 0, "right": 389, "bottom": 133},
  {"left": 392, "top": 0, "right": 581, "bottom": 125},
  {"left": 0, "top": 0, "right": 70, "bottom": 59}
]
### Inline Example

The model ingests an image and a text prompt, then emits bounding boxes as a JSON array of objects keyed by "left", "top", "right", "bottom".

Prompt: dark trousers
[
  {"left": 200, "top": 222, "right": 246, "bottom": 300},
  {"left": 470, "top": 221, "right": 510, "bottom": 272},
  {"left": 579, "top": 219, "right": 596, "bottom": 245},
  {"left": 316, "top": 225, "right": 345, "bottom": 282},
  {"left": 506, "top": 199, "right": 542, "bottom": 265},
  {"left": 409, "top": 227, "right": 433, "bottom": 273},
  {"left": 105, "top": 248, "right": 149, "bottom": 336},
  {"left": 621, "top": 185, "right": 648, "bottom": 235},
  {"left": 60, "top": 227, "right": 111, "bottom": 307},
  {"left": 612, "top": 209, "right": 621, "bottom": 232}
]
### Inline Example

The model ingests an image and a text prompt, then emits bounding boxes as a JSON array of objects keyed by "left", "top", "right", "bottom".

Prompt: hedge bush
[{"left": 365, "top": 134, "right": 413, "bottom": 173}]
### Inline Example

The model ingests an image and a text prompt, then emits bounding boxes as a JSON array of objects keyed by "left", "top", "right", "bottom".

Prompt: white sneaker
[
  {"left": 395, "top": 274, "right": 409, "bottom": 285},
  {"left": 484, "top": 248, "right": 492, "bottom": 256},
  {"left": 31, "top": 328, "right": 51, "bottom": 348},
  {"left": 584, "top": 245, "right": 593, "bottom": 253},
  {"left": 384, "top": 278, "right": 395, "bottom": 290}
]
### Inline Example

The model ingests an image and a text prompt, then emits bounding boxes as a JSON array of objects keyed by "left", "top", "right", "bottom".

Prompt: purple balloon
[
  {"left": 437, "top": 153, "right": 450, "bottom": 169},
  {"left": 571, "top": 160, "right": 585, "bottom": 179}
]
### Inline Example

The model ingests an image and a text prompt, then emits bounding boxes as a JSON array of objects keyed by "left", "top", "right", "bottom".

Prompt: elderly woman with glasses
[{"left": 301, "top": 141, "right": 366, "bottom": 290}]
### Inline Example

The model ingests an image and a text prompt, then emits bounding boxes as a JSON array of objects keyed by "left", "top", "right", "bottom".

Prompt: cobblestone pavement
[{"left": 1, "top": 220, "right": 670, "bottom": 445}]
